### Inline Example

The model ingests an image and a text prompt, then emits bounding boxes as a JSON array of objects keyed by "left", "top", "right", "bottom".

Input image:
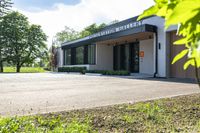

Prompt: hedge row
[
  {"left": 86, "top": 70, "right": 130, "bottom": 76},
  {"left": 58, "top": 67, "right": 130, "bottom": 76},
  {"left": 58, "top": 67, "right": 87, "bottom": 72}
]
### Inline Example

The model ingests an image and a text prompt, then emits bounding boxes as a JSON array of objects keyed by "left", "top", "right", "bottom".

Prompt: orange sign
[{"left": 140, "top": 51, "right": 144, "bottom": 57}]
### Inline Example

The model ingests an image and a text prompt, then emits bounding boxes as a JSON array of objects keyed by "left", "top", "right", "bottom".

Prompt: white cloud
[{"left": 15, "top": 0, "right": 154, "bottom": 47}]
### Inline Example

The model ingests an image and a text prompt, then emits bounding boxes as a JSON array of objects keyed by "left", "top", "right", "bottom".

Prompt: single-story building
[{"left": 57, "top": 15, "right": 195, "bottom": 79}]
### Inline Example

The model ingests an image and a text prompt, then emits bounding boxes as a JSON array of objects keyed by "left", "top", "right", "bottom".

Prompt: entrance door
[
  {"left": 113, "top": 42, "right": 139, "bottom": 72},
  {"left": 130, "top": 42, "right": 139, "bottom": 73},
  {"left": 113, "top": 44, "right": 128, "bottom": 71}
]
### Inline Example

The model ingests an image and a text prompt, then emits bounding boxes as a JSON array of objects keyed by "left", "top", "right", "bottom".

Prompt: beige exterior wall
[
  {"left": 139, "top": 39, "right": 154, "bottom": 75},
  {"left": 89, "top": 43, "right": 113, "bottom": 70},
  {"left": 63, "top": 44, "right": 114, "bottom": 71}
]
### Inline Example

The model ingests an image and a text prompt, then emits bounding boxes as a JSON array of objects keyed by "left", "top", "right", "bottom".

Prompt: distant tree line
[
  {"left": 54, "top": 20, "right": 119, "bottom": 45},
  {"left": 54, "top": 23, "right": 106, "bottom": 45}
]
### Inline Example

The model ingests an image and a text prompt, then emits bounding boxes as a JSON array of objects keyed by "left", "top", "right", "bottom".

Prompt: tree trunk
[
  {"left": 16, "top": 64, "right": 21, "bottom": 73},
  {"left": 0, "top": 49, "right": 3, "bottom": 73},
  {"left": 194, "top": 58, "right": 200, "bottom": 88},
  {"left": 0, "top": 61, "right": 3, "bottom": 73}
]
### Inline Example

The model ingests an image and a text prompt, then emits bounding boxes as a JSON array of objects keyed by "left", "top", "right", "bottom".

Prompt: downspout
[{"left": 154, "top": 31, "right": 158, "bottom": 78}]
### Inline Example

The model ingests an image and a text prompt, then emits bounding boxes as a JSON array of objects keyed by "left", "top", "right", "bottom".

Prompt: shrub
[
  {"left": 58, "top": 68, "right": 130, "bottom": 75},
  {"left": 80, "top": 70, "right": 86, "bottom": 75},
  {"left": 43, "top": 67, "right": 51, "bottom": 71},
  {"left": 58, "top": 67, "right": 87, "bottom": 73},
  {"left": 86, "top": 70, "right": 106, "bottom": 74},
  {"left": 102, "top": 70, "right": 130, "bottom": 76},
  {"left": 86, "top": 70, "right": 130, "bottom": 76}
]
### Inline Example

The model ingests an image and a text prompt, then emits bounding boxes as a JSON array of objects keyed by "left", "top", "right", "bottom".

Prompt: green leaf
[
  {"left": 172, "top": 49, "right": 188, "bottom": 64},
  {"left": 166, "top": 0, "right": 200, "bottom": 27},
  {"left": 137, "top": 6, "right": 158, "bottom": 20},
  {"left": 174, "top": 38, "right": 188, "bottom": 45},
  {"left": 184, "top": 59, "right": 194, "bottom": 70},
  {"left": 156, "top": 5, "right": 167, "bottom": 17}
]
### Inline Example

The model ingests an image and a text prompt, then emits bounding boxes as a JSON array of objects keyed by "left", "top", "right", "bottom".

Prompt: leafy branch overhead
[{"left": 138, "top": 0, "right": 200, "bottom": 70}]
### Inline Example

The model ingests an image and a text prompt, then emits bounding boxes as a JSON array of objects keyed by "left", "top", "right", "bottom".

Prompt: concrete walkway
[{"left": 0, "top": 73, "right": 199, "bottom": 116}]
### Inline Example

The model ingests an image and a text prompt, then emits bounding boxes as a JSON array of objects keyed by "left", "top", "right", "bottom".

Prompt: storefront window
[
  {"left": 76, "top": 46, "right": 84, "bottom": 64},
  {"left": 64, "top": 49, "right": 71, "bottom": 65},
  {"left": 88, "top": 44, "right": 96, "bottom": 64},
  {"left": 66, "top": 49, "right": 71, "bottom": 65}
]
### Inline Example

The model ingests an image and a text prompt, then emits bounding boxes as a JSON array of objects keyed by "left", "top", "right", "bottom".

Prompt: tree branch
[{"left": 194, "top": 58, "right": 200, "bottom": 88}]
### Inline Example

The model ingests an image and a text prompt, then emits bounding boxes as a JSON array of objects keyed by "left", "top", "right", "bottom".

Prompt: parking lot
[{"left": 0, "top": 73, "right": 199, "bottom": 116}]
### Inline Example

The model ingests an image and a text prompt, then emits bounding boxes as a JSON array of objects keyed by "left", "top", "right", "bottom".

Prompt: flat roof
[{"left": 61, "top": 16, "right": 157, "bottom": 49}]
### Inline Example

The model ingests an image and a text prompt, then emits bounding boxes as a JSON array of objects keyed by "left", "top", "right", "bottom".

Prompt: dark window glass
[
  {"left": 88, "top": 44, "right": 96, "bottom": 64},
  {"left": 76, "top": 46, "right": 84, "bottom": 64},
  {"left": 66, "top": 49, "right": 71, "bottom": 65},
  {"left": 113, "top": 44, "right": 129, "bottom": 71},
  {"left": 64, "top": 49, "right": 71, "bottom": 65}
]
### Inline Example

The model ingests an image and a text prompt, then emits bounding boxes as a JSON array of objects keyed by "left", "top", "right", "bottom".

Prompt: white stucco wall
[
  {"left": 139, "top": 39, "right": 154, "bottom": 75},
  {"left": 142, "top": 16, "right": 166, "bottom": 77},
  {"left": 57, "top": 47, "right": 63, "bottom": 68},
  {"left": 90, "top": 44, "right": 113, "bottom": 70}
]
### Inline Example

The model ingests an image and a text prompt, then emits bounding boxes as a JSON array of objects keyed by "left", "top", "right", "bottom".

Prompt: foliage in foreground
[
  {"left": 1, "top": 94, "right": 200, "bottom": 132},
  {"left": 4, "top": 67, "right": 46, "bottom": 73},
  {"left": 0, "top": 116, "right": 94, "bottom": 133},
  {"left": 138, "top": 0, "right": 200, "bottom": 86}
]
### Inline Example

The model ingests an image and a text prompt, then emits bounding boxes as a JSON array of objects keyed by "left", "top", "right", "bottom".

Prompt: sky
[{"left": 13, "top": 0, "right": 155, "bottom": 47}]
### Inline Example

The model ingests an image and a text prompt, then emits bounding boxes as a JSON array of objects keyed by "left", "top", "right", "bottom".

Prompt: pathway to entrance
[{"left": 0, "top": 73, "right": 199, "bottom": 116}]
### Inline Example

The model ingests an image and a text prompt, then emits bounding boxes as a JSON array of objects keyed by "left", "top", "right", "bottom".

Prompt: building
[{"left": 58, "top": 15, "right": 195, "bottom": 79}]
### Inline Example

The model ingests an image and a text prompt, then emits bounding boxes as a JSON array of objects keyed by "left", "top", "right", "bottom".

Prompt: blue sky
[
  {"left": 14, "top": 0, "right": 154, "bottom": 47},
  {"left": 13, "top": 0, "right": 80, "bottom": 10}
]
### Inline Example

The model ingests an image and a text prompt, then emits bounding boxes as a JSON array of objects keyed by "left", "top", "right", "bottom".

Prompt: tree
[
  {"left": 1, "top": 11, "right": 47, "bottom": 72},
  {"left": 0, "top": 0, "right": 12, "bottom": 72},
  {"left": 24, "top": 24, "right": 48, "bottom": 70},
  {"left": 55, "top": 26, "right": 80, "bottom": 45},
  {"left": 80, "top": 23, "right": 106, "bottom": 38},
  {"left": 0, "top": 17, "right": 6, "bottom": 72},
  {"left": 54, "top": 23, "right": 107, "bottom": 46},
  {"left": 138, "top": 0, "right": 200, "bottom": 87},
  {"left": 49, "top": 44, "right": 58, "bottom": 71},
  {"left": 0, "top": 0, "right": 12, "bottom": 16}
]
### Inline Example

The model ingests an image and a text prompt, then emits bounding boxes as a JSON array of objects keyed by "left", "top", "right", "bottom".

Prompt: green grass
[
  {"left": 4, "top": 67, "right": 46, "bottom": 73},
  {"left": 0, "top": 116, "right": 95, "bottom": 133},
  {"left": 1, "top": 94, "right": 200, "bottom": 132}
]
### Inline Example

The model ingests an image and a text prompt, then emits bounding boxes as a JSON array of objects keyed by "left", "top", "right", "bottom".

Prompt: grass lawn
[
  {"left": 4, "top": 67, "right": 46, "bottom": 73},
  {"left": 1, "top": 94, "right": 200, "bottom": 132}
]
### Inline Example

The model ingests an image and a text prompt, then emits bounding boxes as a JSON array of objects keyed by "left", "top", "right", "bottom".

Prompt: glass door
[
  {"left": 113, "top": 44, "right": 128, "bottom": 71},
  {"left": 129, "top": 42, "right": 139, "bottom": 73}
]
